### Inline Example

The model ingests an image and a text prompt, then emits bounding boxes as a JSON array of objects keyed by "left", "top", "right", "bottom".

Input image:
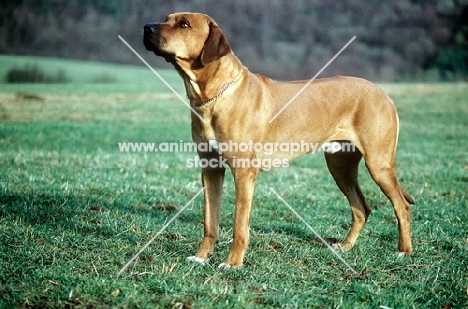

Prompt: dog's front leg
[
  {"left": 188, "top": 157, "right": 225, "bottom": 264},
  {"left": 220, "top": 167, "right": 259, "bottom": 268}
]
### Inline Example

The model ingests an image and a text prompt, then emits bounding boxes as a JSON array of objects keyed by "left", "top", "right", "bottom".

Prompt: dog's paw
[
  {"left": 397, "top": 251, "right": 412, "bottom": 259},
  {"left": 187, "top": 256, "right": 210, "bottom": 265},
  {"left": 332, "top": 242, "right": 353, "bottom": 252},
  {"left": 217, "top": 263, "right": 232, "bottom": 270},
  {"left": 331, "top": 243, "right": 341, "bottom": 251}
]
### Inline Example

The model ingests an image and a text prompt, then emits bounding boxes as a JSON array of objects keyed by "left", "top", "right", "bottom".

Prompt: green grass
[{"left": 1, "top": 55, "right": 467, "bottom": 308}]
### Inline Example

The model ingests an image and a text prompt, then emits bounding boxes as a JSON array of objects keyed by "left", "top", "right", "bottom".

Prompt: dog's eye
[{"left": 179, "top": 21, "right": 190, "bottom": 28}]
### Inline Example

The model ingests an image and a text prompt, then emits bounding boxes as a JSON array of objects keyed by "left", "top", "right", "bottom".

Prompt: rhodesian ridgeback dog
[{"left": 143, "top": 12, "right": 414, "bottom": 268}]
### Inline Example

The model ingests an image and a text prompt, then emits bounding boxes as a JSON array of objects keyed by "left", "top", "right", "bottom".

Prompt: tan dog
[{"left": 143, "top": 12, "right": 414, "bottom": 268}]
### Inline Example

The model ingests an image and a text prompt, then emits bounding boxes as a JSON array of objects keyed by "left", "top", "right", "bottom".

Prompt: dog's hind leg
[
  {"left": 324, "top": 143, "right": 371, "bottom": 251},
  {"left": 364, "top": 157, "right": 413, "bottom": 254}
]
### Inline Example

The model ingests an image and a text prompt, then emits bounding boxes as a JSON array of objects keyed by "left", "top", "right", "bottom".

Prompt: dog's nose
[{"left": 144, "top": 24, "right": 157, "bottom": 34}]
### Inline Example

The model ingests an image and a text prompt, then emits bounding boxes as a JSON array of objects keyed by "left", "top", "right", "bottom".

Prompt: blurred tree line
[{"left": 1, "top": 0, "right": 467, "bottom": 81}]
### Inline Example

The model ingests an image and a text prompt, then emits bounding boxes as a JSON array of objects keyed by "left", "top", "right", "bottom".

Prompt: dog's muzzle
[
  {"left": 144, "top": 24, "right": 157, "bottom": 34},
  {"left": 143, "top": 23, "right": 160, "bottom": 51},
  {"left": 143, "top": 23, "right": 174, "bottom": 62}
]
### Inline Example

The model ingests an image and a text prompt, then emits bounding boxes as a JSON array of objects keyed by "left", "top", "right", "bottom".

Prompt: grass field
[{"left": 0, "top": 55, "right": 467, "bottom": 308}]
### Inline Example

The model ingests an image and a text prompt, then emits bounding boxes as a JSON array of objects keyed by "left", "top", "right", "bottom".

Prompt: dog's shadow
[
  {"left": 0, "top": 193, "right": 200, "bottom": 242},
  {"left": 253, "top": 224, "right": 342, "bottom": 247}
]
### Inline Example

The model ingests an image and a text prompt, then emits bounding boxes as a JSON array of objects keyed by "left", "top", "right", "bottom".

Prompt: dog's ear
[{"left": 200, "top": 23, "right": 231, "bottom": 66}]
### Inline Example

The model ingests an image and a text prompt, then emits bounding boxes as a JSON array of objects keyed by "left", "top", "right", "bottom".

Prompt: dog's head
[{"left": 144, "top": 13, "right": 231, "bottom": 67}]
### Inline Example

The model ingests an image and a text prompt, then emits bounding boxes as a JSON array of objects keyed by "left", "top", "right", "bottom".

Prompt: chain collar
[{"left": 194, "top": 71, "right": 242, "bottom": 109}]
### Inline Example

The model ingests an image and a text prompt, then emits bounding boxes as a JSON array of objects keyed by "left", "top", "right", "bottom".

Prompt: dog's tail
[{"left": 401, "top": 188, "right": 415, "bottom": 205}]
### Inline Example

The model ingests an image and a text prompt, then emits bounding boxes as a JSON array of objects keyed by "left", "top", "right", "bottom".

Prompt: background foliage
[{"left": 1, "top": 0, "right": 468, "bottom": 81}]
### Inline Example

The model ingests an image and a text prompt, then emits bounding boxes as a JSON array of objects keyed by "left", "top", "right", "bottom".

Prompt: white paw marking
[
  {"left": 397, "top": 252, "right": 406, "bottom": 259},
  {"left": 218, "top": 263, "right": 232, "bottom": 270},
  {"left": 208, "top": 140, "right": 220, "bottom": 154},
  {"left": 332, "top": 243, "right": 341, "bottom": 251},
  {"left": 187, "top": 256, "right": 209, "bottom": 265}
]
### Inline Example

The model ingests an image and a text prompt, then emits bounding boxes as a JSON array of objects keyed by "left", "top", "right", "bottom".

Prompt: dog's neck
[
  {"left": 172, "top": 53, "right": 244, "bottom": 107},
  {"left": 195, "top": 71, "right": 243, "bottom": 109}
]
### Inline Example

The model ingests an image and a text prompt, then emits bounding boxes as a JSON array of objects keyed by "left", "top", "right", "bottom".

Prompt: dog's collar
[{"left": 195, "top": 71, "right": 242, "bottom": 109}]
